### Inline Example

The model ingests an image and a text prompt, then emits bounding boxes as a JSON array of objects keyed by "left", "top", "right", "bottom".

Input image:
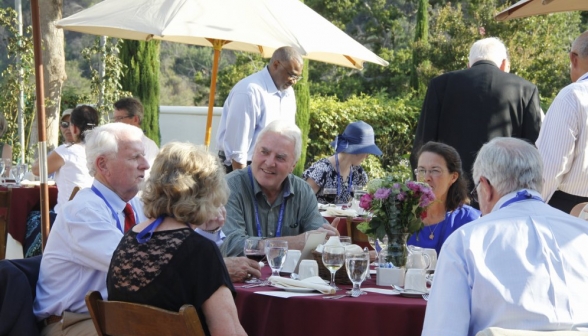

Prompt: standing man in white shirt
[
  {"left": 536, "top": 30, "right": 588, "bottom": 213},
  {"left": 113, "top": 97, "right": 159, "bottom": 182},
  {"left": 422, "top": 137, "right": 588, "bottom": 336},
  {"left": 216, "top": 46, "right": 303, "bottom": 173},
  {"left": 34, "top": 123, "right": 149, "bottom": 335}
]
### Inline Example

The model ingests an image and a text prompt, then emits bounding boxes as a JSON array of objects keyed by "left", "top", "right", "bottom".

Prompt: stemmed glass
[
  {"left": 0, "top": 159, "right": 5, "bottom": 185},
  {"left": 368, "top": 235, "right": 389, "bottom": 263},
  {"left": 11, "top": 164, "right": 27, "bottom": 186},
  {"left": 243, "top": 238, "right": 266, "bottom": 283},
  {"left": 265, "top": 240, "right": 288, "bottom": 277},
  {"left": 345, "top": 250, "right": 370, "bottom": 297},
  {"left": 322, "top": 245, "right": 345, "bottom": 290}
]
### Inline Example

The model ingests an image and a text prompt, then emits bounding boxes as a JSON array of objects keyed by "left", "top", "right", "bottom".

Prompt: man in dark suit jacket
[{"left": 411, "top": 37, "right": 543, "bottom": 208}]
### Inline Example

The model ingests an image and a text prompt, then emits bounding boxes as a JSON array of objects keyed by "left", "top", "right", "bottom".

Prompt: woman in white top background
[{"left": 28, "top": 105, "right": 98, "bottom": 256}]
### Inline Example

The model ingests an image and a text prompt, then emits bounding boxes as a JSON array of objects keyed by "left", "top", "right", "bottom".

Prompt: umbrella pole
[
  {"left": 30, "top": 0, "right": 50, "bottom": 250},
  {"left": 204, "top": 39, "right": 230, "bottom": 148}
]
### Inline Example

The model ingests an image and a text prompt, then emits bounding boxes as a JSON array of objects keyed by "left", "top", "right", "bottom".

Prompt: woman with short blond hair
[{"left": 107, "top": 142, "right": 246, "bottom": 336}]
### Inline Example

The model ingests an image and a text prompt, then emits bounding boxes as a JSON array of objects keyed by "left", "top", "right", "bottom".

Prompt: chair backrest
[
  {"left": 0, "top": 190, "right": 11, "bottom": 260},
  {"left": 569, "top": 202, "right": 588, "bottom": 220},
  {"left": 476, "top": 327, "right": 588, "bottom": 336},
  {"left": 85, "top": 291, "right": 206, "bottom": 336},
  {"left": 68, "top": 186, "right": 80, "bottom": 201}
]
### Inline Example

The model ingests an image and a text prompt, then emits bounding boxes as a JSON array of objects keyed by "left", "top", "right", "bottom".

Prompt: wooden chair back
[
  {"left": 85, "top": 291, "right": 205, "bottom": 336},
  {"left": 0, "top": 190, "right": 11, "bottom": 260},
  {"left": 570, "top": 202, "right": 588, "bottom": 219},
  {"left": 68, "top": 186, "right": 80, "bottom": 201}
]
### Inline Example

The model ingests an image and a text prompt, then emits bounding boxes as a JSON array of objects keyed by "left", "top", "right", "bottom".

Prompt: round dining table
[{"left": 234, "top": 266, "right": 427, "bottom": 336}]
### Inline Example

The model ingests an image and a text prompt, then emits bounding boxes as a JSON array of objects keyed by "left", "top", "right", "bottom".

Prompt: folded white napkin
[
  {"left": 269, "top": 276, "right": 335, "bottom": 294},
  {"left": 324, "top": 207, "right": 357, "bottom": 217}
]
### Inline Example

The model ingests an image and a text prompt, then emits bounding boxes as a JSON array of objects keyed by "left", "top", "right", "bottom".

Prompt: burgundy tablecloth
[
  {"left": 235, "top": 267, "right": 427, "bottom": 336},
  {"left": 0, "top": 186, "right": 58, "bottom": 244}
]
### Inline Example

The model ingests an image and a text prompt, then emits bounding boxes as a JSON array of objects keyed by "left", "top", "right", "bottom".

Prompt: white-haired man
[
  {"left": 34, "top": 123, "right": 149, "bottom": 335},
  {"left": 216, "top": 46, "right": 303, "bottom": 173},
  {"left": 411, "top": 37, "right": 543, "bottom": 207},
  {"left": 422, "top": 137, "right": 588, "bottom": 335},
  {"left": 536, "top": 30, "right": 588, "bottom": 213},
  {"left": 221, "top": 120, "right": 338, "bottom": 258}
]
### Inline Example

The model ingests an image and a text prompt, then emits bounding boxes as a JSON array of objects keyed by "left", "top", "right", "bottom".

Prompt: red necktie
[{"left": 123, "top": 203, "right": 136, "bottom": 232}]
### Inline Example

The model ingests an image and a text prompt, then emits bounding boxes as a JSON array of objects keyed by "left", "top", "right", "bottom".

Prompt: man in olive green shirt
[{"left": 221, "top": 120, "right": 338, "bottom": 257}]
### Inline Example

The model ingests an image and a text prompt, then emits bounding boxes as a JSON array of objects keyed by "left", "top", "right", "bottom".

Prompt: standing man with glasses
[
  {"left": 411, "top": 37, "right": 543, "bottom": 209},
  {"left": 113, "top": 97, "right": 159, "bottom": 182},
  {"left": 536, "top": 30, "right": 588, "bottom": 213},
  {"left": 216, "top": 46, "right": 303, "bottom": 174}
]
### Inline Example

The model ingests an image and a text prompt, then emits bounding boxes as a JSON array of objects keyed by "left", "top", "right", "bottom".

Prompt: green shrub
[{"left": 306, "top": 93, "right": 422, "bottom": 180}]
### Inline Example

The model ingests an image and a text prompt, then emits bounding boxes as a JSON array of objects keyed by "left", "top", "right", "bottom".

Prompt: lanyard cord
[
  {"left": 247, "top": 167, "right": 287, "bottom": 237},
  {"left": 499, "top": 190, "right": 543, "bottom": 209}
]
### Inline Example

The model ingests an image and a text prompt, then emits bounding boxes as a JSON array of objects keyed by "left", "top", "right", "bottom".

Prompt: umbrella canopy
[
  {"left": 495, "top": 0, "right": 588, "bottom": 21},
  {"left": 56, "top": 0, "right": 388, "bottom": 146}
]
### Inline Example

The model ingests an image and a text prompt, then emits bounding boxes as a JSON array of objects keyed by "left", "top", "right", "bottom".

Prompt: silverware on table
[{"left": 323, "top": 294, "right": 350, "bottom": 300}]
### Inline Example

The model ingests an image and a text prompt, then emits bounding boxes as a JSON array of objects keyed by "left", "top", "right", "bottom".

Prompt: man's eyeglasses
[
  {"left": 470, "top": 180, "right": 480, "bottom": 203},
  {"left": 113, "top": 115, "right": 133, "bottom": 122},
  {"left": 278, "top": 62, "right": 303, "bottom": 82},
  {"left": 414, "top": 168, "right": 443, "bottom": 178},
  {"left": 60, "top": 121, "right": 69, "bottom": 128}
]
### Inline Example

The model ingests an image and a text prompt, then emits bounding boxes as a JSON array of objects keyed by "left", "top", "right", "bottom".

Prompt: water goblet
[
  {"left": 345, "top": 250, "right": 370, "bottom": 297},
  {"left": 265, "top": 240, "right": 288, "bottom": 277},
  {"left": 339, "top": 236, "right": 352, "bottom": 246},
  {"left": 243, "top": 238, "right": 266, "bottom": 283},
  {"left": 322, "top": 245, "right": 345, "bottom": 290},
  {"left": 12, "top": 164, "right": 27, "bottom": 186}
]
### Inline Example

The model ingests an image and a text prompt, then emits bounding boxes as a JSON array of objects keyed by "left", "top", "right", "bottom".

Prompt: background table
[
  {"left": 235, "top": 267, "right": 427, "bottom": 336},
  {"left": 0, "top": 185, "right": 58, "bottom": 259}
]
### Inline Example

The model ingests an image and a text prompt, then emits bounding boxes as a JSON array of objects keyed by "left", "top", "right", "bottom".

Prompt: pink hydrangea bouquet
[{"left": 357, "top": 177, "right": 435, "bottom": 242}]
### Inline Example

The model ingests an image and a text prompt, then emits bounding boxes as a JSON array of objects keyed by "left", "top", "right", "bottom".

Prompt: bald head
[{"left": 570, "top": 30, "right": 588, "bottom": 82}]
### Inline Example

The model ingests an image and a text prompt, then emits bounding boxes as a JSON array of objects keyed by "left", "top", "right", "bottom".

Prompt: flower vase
[{"left": 385, "top": 232, "right": 410, "bottom": 268}]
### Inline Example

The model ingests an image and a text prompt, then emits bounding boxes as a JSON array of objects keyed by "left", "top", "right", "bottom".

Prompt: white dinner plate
[{"left": 271, "top": 284, "right": 317, "bottom": 293}]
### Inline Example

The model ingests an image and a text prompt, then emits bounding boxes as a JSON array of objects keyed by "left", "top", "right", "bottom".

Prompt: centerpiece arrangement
[{"left": 357, "top": 177, "right": 435, "bottom": 268}]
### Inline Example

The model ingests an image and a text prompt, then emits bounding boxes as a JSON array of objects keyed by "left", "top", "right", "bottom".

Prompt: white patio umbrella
[
  {"left": 56, "top": 0, "right": 388, "bottom": 146},
  {"left": 495, "top": 0, "right": 588, "bottom": 21}
]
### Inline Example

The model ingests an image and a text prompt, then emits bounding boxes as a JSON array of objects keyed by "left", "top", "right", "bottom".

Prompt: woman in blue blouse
[{"left": 408, "top": 141, "right": 480, "bottom": 255}]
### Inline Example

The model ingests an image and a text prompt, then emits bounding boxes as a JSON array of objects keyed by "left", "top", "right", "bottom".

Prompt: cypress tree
[
  {"left": 294, "top": 58, "right": 310, "bottom": 176},
  {"left": 410, "top": 0, "right": 429, "bottom": 93},
  {"left": 119, "top": 40, "right": 161, "bottom": 145}
]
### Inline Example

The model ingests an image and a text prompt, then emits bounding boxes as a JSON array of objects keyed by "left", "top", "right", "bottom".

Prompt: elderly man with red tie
[{"left": 34, "top": 123, "right": 149, "bottom": 336}]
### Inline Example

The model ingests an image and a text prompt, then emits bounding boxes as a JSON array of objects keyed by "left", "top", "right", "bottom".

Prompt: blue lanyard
[
  {"left": 500, "top": 190, "right": 543, "bottom": 209},
  {"left": 247, "top": 167, "right": 287, "bottom": 237},
  {"left": 136, "top": 215, "right": 166, "bottom": 243},
  {"left": 334, "top": 154, "right": 353, "bottom": 199},
  {"left": 91, "top": 185, "right": 123, "bottom": 233}
]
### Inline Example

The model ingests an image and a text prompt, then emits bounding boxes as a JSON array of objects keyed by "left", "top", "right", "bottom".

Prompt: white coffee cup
[
  {"left": 422, "top": 248, "right": 437, "bottom": 270},
  {"left": 281, "top": 250, "right": 301, "bottom": 273},
  {"left": 404, "top": 269, "right": 428, "bottom": 292},
  {"left": 298, "top": 260, "right": 319, "bottom": 280}
]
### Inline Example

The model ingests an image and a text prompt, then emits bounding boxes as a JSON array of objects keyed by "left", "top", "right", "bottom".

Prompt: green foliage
[
  {"left": 120, "top": 40, "right": 161, "bottom": 145},
  {"left": 411, "top": 0, "right": 429, "bottom": 92},
  {"left": 80, "top": 37, "right": 131, "bottom": 124},
  {"left": 0, "top": 7, "right": 35, "bottom": 163},
  {"left": 294, "top": 59, "right": 311, "bottom": 176},
  {"left": 307, "top": 93, "right": 421, "bottom": 179}
]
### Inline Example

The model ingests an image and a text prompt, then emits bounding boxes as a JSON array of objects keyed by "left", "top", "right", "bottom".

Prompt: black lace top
[{"left": 107, "top": 228, "right": 234, "bottom": 336}]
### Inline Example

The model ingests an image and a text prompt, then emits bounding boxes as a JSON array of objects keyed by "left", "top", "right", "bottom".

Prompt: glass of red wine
[{"left": 243, "top": 238, "right": 266, "bottom": 283}]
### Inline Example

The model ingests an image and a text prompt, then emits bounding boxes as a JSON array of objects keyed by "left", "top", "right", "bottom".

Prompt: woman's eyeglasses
[
  {"left": 60, "top": 121, "right": 70, "bottom": 128},
  {"left": 414, "top": 168, "right": 443, "bottom": 178}
]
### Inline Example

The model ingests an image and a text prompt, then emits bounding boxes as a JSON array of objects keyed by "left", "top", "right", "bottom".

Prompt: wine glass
[
  {"left": 265, "top": 240, "right": 288, "bottom": 277},
  {"left": 339, "top": 236, "right": 352, "bottom": 246},
  {"left": 345, "top": 250, "right": 370, "bottom": 297},
  {"left": 322, "top": 245, "right": 345, "bottom": 290},
  {"left": 11, "top": 164, "right": 27, "bottom": 186},
  {"left": 243, "top": 238, "right": 266, "bottom": 283}
]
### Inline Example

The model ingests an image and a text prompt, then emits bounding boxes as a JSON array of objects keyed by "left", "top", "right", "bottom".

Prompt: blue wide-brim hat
[{"left": 330, "top": 121, "right": 382, "bottom": 156}]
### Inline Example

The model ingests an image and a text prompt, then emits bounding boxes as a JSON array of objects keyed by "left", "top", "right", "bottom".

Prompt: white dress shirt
[
  {"left": 536, "top": 72, "right": 588, "bottom": 201},
  {"left": 422, "top": 190, "right": 588, "bottom": 336},
  {"left": 195, "top": 228, "right": 225, "bottom": 247},
  {"left": 216, "top": 66, "right": 296, "bottom": 165},
  {"left": 33, "top": 180, "right": 146, "bottom": 320},
  {"left": 53, "top": 143, "right": 93, "bottom": 213}
]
